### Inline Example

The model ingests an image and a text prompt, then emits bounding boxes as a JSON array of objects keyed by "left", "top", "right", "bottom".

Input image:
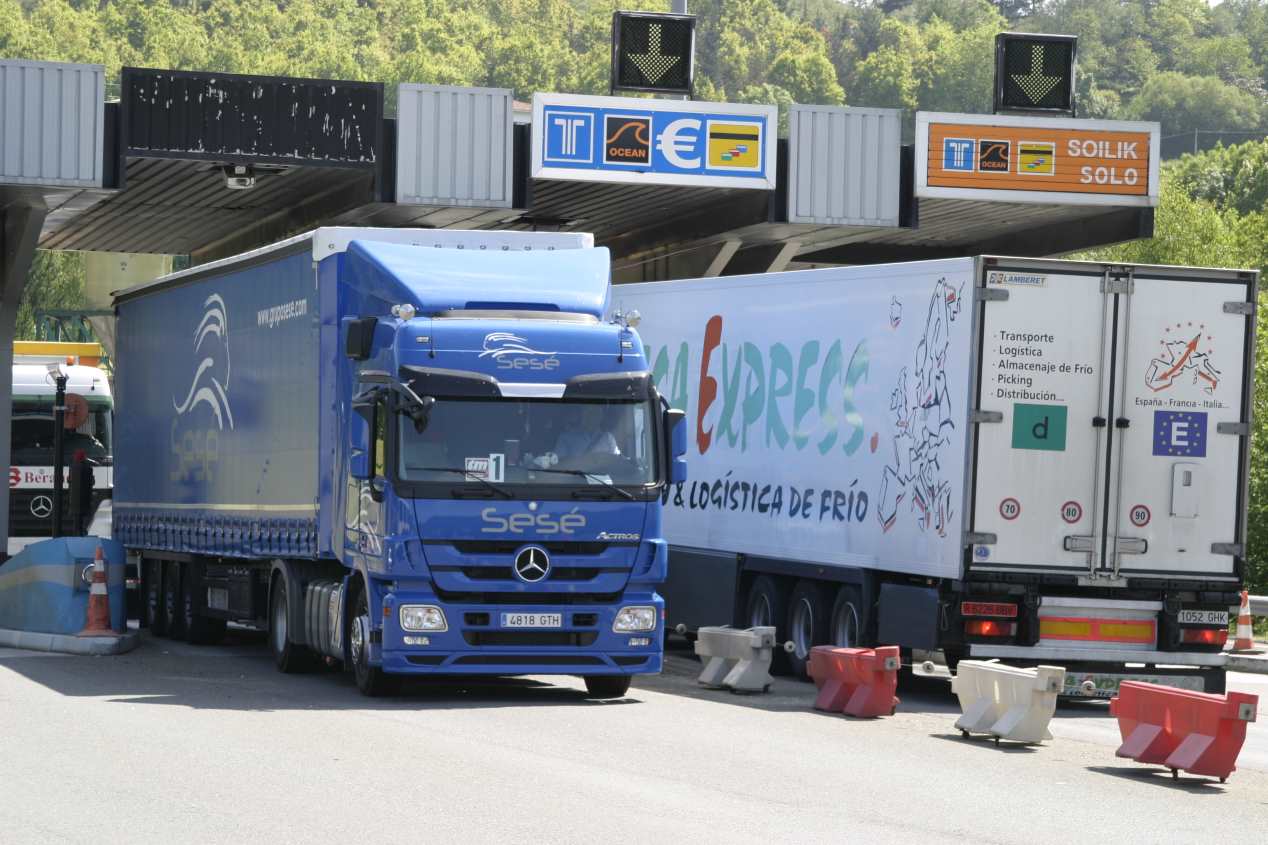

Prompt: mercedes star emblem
[
  {"left": 513, "top": 546, "right": 550, "bottom": 583},
  {"left": 30, "top": 495, "right": 53, "bottom": 519}
]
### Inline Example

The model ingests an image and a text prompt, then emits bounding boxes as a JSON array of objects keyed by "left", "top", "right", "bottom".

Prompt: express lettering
[{"left": 480, "top": 507, "right": 587, "bottom": 535}]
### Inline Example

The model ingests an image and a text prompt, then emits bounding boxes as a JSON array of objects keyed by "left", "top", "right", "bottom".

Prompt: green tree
[
  {"left": 14, "top": 251, "right": 87, "bottom": 342},
  {"left": 1169, "top": 139, "right": 1268, "bottom": 216},
  {"left": 1125, "top": 72, "right": 1264, "bottom": 136}
]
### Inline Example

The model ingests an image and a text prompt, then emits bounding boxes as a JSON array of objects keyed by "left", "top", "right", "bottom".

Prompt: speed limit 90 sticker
[{"left": 1129, "top": 504, "right": 1151, "bottom": 527}]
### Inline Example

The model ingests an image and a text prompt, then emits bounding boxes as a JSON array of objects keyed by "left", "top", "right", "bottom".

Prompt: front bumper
[{"left": 377, "top": 590, "right": 665, "bottom": 676}]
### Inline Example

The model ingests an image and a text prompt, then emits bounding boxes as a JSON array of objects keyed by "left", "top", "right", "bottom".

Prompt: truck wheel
[
  {"left": 351, "top": 585, "right": 397, "bottom": 696},
  {"left": 270, "top": 578, "right": 317, "bottom": 674},
  {"left": 181, "top": 562, "right": 227, "bottom": 646},
  {"left": 828, "top": 584, "right": 869, "bottom": 649},
  {"left": 583, "top": 675, "right": 632, "bottom": 699},
  {"left": 162, "top": 561, "right": 185, "bottom": 640},
  {"left": 786, "top": 580, "right": 829, "bottom": 679},
  {"left": 144, "top": 559, "right": 167, "bottom": 636},
  {"left": 745, "top": 575, "right": 791, "bottom": 674}
]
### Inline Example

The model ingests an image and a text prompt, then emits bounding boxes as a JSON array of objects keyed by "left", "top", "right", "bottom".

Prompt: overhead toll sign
[
  {"left": 532, "top": 93, "right": 777, "bottom": 190},
  {"left": 995, "top": 33, "right": 1078, "bottom": 115},
  {"left": 916, "top": 111, "right": 1159, "bottom": 206},
  {"left": 611, "top": 11, "right": 695, "bottom": 95}
]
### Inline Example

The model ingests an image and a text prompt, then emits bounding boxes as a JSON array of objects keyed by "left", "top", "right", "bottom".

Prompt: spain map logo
[{"left": 707, "top": 121, "right": 762, "bottom": 170}]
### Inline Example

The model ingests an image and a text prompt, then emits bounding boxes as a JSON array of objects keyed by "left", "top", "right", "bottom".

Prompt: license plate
[
  {"left": 1062, "top": 671, "right": 1205, "bottom": 699},
  {"left": 1179, "top": 609, "right": 1228, "bottom": 626},
  {"left": 500, "top": 613, "right": 562, "bottom": 628}
]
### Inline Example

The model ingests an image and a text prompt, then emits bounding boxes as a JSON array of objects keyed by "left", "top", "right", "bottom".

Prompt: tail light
[
  {"left": 961, "top": 601, "right": 1018, "bottom": 618},
  {"left": 965, "top": 619, "right": 1018, "bottom": 637},
  {"left": 1181, "top": 628, "right": 1228, "bottom": 646}
]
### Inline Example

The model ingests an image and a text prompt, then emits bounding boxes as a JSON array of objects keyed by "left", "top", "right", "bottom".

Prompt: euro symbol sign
[{"left": 657, "top": 118, "right": 702, "bottom": 169}]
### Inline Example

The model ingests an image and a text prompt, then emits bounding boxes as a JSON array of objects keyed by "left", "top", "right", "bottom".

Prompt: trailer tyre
[
  {"left": 745, "top": 575, "right": 791, "bottom": 674},
  {"left": 583, "top": 675, "right": 632, "bottom": 699},
  {"left": 786, "top": 580, "right": 830, "bottom": 679},
  {"left": 351, "top": 584, "right": 397, "bottom": 697},
  {"left": 270, "top": 578, "right": 317, "bottom": 674},
  {"left": 828, "top": 584, "right": 870, "bottom": 649},
  {"left": 143, "top": 559, "right": 166, "bottom": 636}
]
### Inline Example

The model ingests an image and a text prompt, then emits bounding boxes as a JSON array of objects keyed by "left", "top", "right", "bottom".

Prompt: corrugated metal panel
[
  {"left": 0, "top": 59, "right": 104, "bottom": 188},
  {"left": 121, "top": 67, "right": 382, "bottom": 166},
  {"left": 396, "top": 84, "right": 514, "bottom": 208},
  {"left": 787, "top": 105, "right": 900, "bottom": 227}
]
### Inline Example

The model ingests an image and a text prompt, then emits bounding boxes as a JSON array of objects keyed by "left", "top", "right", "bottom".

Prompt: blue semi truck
[{"left": 112, "top": 228, "right": 686, "bottom": 697}]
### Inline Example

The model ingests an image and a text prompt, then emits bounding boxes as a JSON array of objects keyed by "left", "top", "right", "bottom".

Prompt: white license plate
[
  {"left": 1179, "top": 609, "right": 1228, "bottom": 625},
  {"left": 500, "top": 613, "right": 562, "bottom": 628},
  {"left": 1062, "top": 671, "right": 1205, "bottom": 699}
]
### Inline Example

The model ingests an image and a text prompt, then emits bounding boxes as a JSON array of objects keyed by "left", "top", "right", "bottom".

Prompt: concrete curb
[
  {"left": 1227, "top": 653, "right": 1268, "bottom": 675},
  {"left": 0, "top": 626, "right": 141, "bottom": 656}
]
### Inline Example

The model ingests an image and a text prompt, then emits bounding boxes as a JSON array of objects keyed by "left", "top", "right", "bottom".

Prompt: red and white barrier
[
  {"left": 1110, "top": 681, "right": 1258, "bottom": 782},
  {"left": 808, "top": 645, "right": 900, "bottom": 718}
]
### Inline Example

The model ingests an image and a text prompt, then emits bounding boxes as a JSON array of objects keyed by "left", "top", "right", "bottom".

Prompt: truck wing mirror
[
  {"left": 665, "top": 408, "right": 688, "bottom": 485},
  {"left": 349, "top": 397, "right": 375, "bottom": 480},
  {"left": 345, "top": 317, "right": 378, "bottom": 360}
]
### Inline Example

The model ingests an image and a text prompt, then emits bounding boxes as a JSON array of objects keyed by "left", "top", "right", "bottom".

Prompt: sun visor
[{"left": 343, "top": 239, "right": 611, "bottom": 318}]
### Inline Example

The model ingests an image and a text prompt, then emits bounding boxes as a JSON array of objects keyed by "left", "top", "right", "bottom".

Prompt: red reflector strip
[
  {"left": 965, "top": 619, "right": 1018, "bottom": 637},
  {"left": 961, "top": 601, "right": 1018, "bottom": 618},
  {"left": 1181, "top": 628, "right": 1228, "bottom": 646}
]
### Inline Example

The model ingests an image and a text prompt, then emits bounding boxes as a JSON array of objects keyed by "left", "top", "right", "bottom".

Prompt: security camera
[{"left": 223, "top": 164, "right": 256, "bottom": 190}]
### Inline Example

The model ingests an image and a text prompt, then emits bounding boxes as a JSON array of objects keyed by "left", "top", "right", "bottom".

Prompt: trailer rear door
[{"left": 969, "top": 262, "right": 1253, "bottom": 582}]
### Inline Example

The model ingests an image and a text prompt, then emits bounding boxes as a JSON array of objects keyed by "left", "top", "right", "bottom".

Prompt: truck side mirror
[
  {"left": 349, "top": 398, "right": 374, "bottom": 479},
  {"left": 345, "top": 317, "right": 377, "bottom": 360},
  {"left": 665, "top": 408, "right": 688, "bottom": 485}
]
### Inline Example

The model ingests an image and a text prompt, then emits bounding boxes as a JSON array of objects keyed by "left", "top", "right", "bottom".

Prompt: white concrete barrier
[
  {"left": 694, "top": 626, "right": 777, "bottom": 694},
  {"left": 951, "top": 660, "right": 1066, "bottom": 744}
]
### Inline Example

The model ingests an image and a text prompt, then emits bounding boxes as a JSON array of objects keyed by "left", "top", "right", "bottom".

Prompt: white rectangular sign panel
[
  {"left": 614, "top": 258, "right": 977, "bottom": 579},
  {"left": 532, "top": 92, "right": 777, "bottom": 190}
]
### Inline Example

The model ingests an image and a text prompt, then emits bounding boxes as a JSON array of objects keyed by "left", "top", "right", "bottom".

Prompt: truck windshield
[
  {"left": 10, "top": 402, "right": 112, "bottom": 465},
  {"left": 398, "top": 398, "right": 656, "bottom": 490}
]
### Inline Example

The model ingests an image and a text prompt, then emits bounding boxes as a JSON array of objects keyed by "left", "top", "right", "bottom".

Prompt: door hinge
[
  {"left": 966, "top": 532, "right": 997, "bottom": 546},
  {"left": 1223, "top": 301, "right": 1255, "bottom": 316},
  {"left": 970, "top": 410, "right": 1003, "bottom": 424},
  {"left": 1102, "top": 275, "right": 1134, "bottom": 295},
  {"left": 1217, "top": 421, "right": 1250, "bottom": 436},
  {"left": 1211, "top": 542, "right": 1244, "bottom": 556},
  {"left": 975, "top": 287, "right": 1009, "bottom": 302},
  {"left": 1064, "top": 535, "right": 1096, "bottom": 553}
]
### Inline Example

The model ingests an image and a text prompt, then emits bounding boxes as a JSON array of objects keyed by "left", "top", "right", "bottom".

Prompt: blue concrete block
[{"left": 0, "top": 537, "right": 127, "bottom": 635}]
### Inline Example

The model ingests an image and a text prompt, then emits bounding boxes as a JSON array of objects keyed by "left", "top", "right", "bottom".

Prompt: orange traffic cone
[
  {"left": 1232, "top": 590, "right": 1255, "bottom": 652},
  {"left": 78, "top": 545, "right": 115, "bottom": 637}
]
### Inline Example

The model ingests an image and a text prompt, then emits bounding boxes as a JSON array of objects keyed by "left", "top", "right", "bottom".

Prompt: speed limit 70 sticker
[
  {"left": 1129, "top": 504, "right": 1151, "bottom": 527},
  {"left": 999, "top": 497, "right": 1021, "bottom": 521}
]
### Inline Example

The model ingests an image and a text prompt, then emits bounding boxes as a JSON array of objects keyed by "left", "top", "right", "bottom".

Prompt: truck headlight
[
  {"left": 400, "top": 605, "right": 447, "bottom": 632},
  {"left": 613, "top": 606, "right": 657, "bottom": 633}
]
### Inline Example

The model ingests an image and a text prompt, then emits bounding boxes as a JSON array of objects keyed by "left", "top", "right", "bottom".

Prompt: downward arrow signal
[
  {"left": 629, "top": 23, "right": 679, "bottom": 84},
  {"left": 1012, "top": 44, "right": 1062, "bottom": 104}
]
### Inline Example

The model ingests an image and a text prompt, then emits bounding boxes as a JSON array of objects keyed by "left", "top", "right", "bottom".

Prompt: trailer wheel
[
  {"left": 786, "top": 580, "right": 829, "bottom": 679},
  {"left": 162, "top": 562, "right": 185, "bottom": 640},
  {"left": 828, "top": 585, "right": 869, "bottom": 649},
  {"left": 144, "top": 559, "right": 166, "bottom": 636},
  {"left": 583, "top": 675, "right": 632, "bottom": 699},
  {"left": 181, "top": 561, "right": 226, "bottom": 646},
  {"left": 269, "top": 577, "right": 317, "bottom": 674},
  {"left": 351, "top": 583, "right": 397, "bottom": 696},
  {"left": 745, "top": 575, "right": 791, "bottom": 674}
]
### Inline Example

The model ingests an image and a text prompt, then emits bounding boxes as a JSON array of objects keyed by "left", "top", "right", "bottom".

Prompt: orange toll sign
[{"left": 916, "top": 112, "right": 1159, "bottom": 206}]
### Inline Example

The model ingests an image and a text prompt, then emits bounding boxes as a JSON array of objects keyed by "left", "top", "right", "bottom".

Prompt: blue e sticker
[{"left": 1152, "top": 410, "right": 1207, "bottom": 458}]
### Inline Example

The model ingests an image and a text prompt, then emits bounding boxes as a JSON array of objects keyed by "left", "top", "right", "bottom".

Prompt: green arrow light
[
  {"left": 629, "top": 23, "right": 680, "bottom": 84},
  {"left": 1012, "top": 43, "right": 1061, "bottom": 104}
]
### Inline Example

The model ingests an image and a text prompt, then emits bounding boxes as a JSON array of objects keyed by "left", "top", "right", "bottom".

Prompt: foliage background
[{"left": 4, "top": 0, "right": 1268, "bottom": 589}]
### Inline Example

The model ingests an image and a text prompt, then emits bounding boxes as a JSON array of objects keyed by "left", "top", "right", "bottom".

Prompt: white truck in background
[{"left": 614, "top": 256, "right": 1256, "bottom": 696}]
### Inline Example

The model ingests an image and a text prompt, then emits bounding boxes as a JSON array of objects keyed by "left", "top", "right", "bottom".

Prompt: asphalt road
[{"left": 1, "top": 633, "right": 1266, "bottom": 844}]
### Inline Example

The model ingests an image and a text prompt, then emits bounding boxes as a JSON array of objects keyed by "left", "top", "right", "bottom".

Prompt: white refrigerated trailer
[{"left": 614, "top": 256, "right": 1256, "bottom": 695}]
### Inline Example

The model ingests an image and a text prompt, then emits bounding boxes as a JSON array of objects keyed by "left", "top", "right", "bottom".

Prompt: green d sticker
[{"left": 1012, "top": 403, "right": 1067, "bottom": 451}]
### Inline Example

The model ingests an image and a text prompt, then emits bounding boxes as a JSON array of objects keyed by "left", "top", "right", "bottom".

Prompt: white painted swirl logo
[
  {"left": 478, "top": 332, "right": 556, "bottom": 359},
  {"left": 173, "top": 293, "right": 234, "bottom": 430}
]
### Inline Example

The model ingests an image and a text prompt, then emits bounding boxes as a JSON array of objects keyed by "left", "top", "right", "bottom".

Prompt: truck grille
[
  {"left": 448, "top": 540, "right": 614, "bottom": 555},
  {"left": 9, "top": 490, "right": 107, "bottom": 537},
  {"left": 456, "top": 565, "right": 605, "bottom": 582},
  {"left": 462, "top": 631, "right": 599, "bottom": 647}
]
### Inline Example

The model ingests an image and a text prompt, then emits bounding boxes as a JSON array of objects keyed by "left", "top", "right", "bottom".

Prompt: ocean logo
[
  {"left": 1145, "top": 322, "right": 1220, "bottom": 395},
  {"left": 478, "top": 332, "right": 557, "bottom": 359},
  {"left": 173, "top": 294, "right": 234, "bottom": 430}
]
